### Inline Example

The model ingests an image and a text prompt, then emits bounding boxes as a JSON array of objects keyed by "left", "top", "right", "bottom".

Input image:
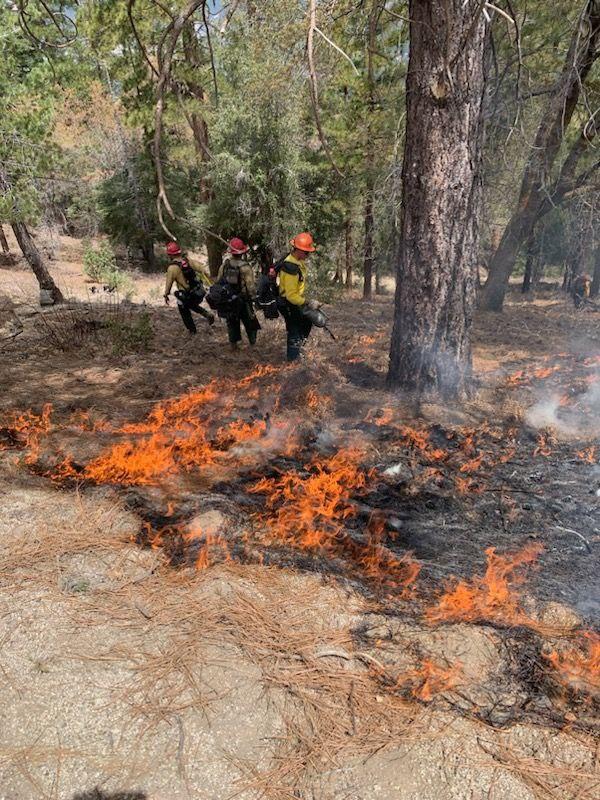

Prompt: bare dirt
[{"left": 0, "top": 237, "right": 599, "bottom": 799}]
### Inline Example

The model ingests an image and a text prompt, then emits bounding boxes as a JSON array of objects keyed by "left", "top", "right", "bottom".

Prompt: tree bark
[
  {"left": 140, "top": 240, "right": 156, "bottom": 270},
  {"left": 387, "top": 0, "right": 488, "bottom": 398},
  {"left": 0, "top": 224, "right": 9, "bottom": 254},
  {"left": 481, "top": 1, "right": 600, "bottom": 311},
  {"left": 182, "top": 23, "right": 212, "bottom": 204},
  {"left": 591, "top": 246, "right": 600, "bottom": 297},
  {"left": 345, "top": 216, "right": 353, "bottom": 288},
  {"left": 12, "top": 222, "right": 64, "bottom": 303},
  {"left": 362, "top": 1, "right": 380, "bottom": 301},
  {"left": 207, "top": 234, "right": 226, "bottom": 278},
  {"left": 521, "top": 232, "right": 540, "bottom": 293},
  {"left": 0, "top": 168, "right": 63, "bottom": 302},
  {"left": 362, "top": 190, "right": 374, "bottom": 299}
]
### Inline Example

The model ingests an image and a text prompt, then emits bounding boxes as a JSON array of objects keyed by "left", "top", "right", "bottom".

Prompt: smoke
[{"left": 525, "top": 368, "right": 600, "bottom": 438}]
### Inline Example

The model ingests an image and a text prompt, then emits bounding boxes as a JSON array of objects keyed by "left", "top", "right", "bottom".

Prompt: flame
[
  {"left": 358, "top": 516, "right": 420, "bottom": 594},
  {"left": 366, "top": 407, "right": 396, "bottom": 427},
  {"left": 426, "top": 543, "right": 543, "bottom": 626},
  {"left": 50, "top": 367, "right": 291, "bottom": 486},
  {"left": 305, "top": 388, "right": 333, "bottom": 415},
  {"left": 250, "top": 448, "right": 371, "bottom": 550},
  {"left": 214, "top": 418, "right": 267, "bottom": 449},
  {"left": 187, "top": 530, "right": 231, "bottom": 571},
  {"left": 397, "top": 659, "right": 463, "bottom": 702},
  {"left": 0, "top": 404, "right": 52, "bottom": 464},
  {"left": 505, "top": 364, "right": 561, "bottom": 387},
  {"left": 459, "top": 453, "right": 484, "bottom": 473},
  {"left": 545, "top": 632, "right": 600, "bottom": 695},
  {"left": 575, "top": 446, "right": 596, "bottom": 464},
  {"left": 533, "top": 429, "right": 556, "bottom": 458}
]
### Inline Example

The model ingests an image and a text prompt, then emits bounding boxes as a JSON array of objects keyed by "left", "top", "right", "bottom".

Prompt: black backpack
[
  {"left": 206, "top": 281, "right": 240, "bottom": 318},
  {"left": 177, "top": 259, "right": 206, "bottom": 301},
  {"left": 256, "top": 273, "right": 280, "bottom": 320}
]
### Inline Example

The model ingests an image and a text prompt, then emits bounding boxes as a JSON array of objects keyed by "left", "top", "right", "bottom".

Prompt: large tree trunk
[
  {"left": 207, "top": 234, "right": 226, "bottom": 278},
  {"left": 12, "top": 222, "right": 64, "bottom": 303},
  {"left": 481, "top": 1, "right": 600, "bottom": 311},
  {"left": 387, "top": 0, "right": 488, "bottom": 398},
  {"left": 344, "top": 216, "right": 353, "bottom": 288},
  {"left": 0, "top": 224, "right": 9, "bottom": 254}
]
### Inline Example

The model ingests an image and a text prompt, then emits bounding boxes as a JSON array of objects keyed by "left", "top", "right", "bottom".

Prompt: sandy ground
[{"left": 0, "top": 235, "right": 599, "bottom": 799}]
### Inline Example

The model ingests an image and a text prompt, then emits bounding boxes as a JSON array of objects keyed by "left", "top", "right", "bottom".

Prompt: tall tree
[
  {"left": 387, "top": 1, "right": 488, "bottom": 398},
  {"left": 481, "top": 1, "right": 600, "bottom": 311}
]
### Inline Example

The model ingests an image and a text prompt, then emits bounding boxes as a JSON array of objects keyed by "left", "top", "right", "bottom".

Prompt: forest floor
[{"left": 0, "top": 237, "right": 599, "bottom": 800}]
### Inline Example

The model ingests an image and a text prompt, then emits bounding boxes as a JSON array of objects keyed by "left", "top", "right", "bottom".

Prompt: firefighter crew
[
  {"left": 163, "top": 241, "right": 215, "bottom": 334},
  {"left": 216, "top": 237, "right": 261, "bottom": 349},
  {"left": 278, "top": 232, "right": 319, "bottom": 361}
]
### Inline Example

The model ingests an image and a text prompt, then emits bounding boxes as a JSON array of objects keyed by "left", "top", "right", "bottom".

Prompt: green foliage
[
  {"left": 83, "top": 242, "right": 135, "bottom": 297},
  {"left": 106, "top": 311, "right": 153, "bottom": 355},
  {"left": 309, "top": 258, "right": 344, "bottom": 305},
  {"left": 95, "top": 145, "right": 196, "bottom": 260},
  {"left": 83, "top": 242, "right": 116, "bottom": 282}
]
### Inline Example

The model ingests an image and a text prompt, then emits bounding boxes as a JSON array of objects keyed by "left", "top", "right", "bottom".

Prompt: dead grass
[{"left": 0, "top": 491, "right": 134, "bottom": 579}]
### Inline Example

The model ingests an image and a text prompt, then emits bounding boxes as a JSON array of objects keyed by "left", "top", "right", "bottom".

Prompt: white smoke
[{"left": 526, "top": 374, "right": 600, "bottom": 438}]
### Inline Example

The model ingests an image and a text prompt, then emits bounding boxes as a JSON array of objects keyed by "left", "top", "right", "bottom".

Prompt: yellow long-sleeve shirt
[
  {"left": 278, "top": 254, "right": 307, "bottom": 306},
  {"left": 164, "top": 258, "right": 212, "bottom": 297}
]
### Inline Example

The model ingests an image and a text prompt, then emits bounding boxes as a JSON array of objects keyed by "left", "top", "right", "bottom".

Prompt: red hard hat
[
  {"left": 228, "top": 237, "right": 249, "bottom": 255},
  {"left": 166, "top": 241, "right": 182, "bottom": 256},
  {"left": 290, "top": 232, "right": 316, "bottom": 252}
]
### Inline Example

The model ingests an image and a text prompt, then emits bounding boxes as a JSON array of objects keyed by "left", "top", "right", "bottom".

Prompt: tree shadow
[{"left": 72, "top": 790, "right": 147, "bottom": 800}]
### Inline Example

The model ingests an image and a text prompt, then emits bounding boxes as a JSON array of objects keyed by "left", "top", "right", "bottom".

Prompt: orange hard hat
[{"left": 290, "top": 232, "right": 316, "bottom": 253}]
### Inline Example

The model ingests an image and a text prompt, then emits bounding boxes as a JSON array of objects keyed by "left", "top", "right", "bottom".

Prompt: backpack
[
  {"left": 222, "top": 258, "right": 242, "bottom": 288},
  {"left": 206, "top": 281, "right": 241, "bottom": 318},
  {"left": 177, "top": 259, "right": 206, "bottom": 301},
  {"left": 256, "top": 273, "right": 280, "bottom": 320}
]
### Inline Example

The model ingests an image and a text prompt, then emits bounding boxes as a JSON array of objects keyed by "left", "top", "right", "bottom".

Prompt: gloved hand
[{"left": 306, "top": 299, "right": 320, "bottom": 310}]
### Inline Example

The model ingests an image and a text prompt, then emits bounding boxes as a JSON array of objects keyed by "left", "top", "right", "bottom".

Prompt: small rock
[
  {"left": 539, "top": 601, "right": 582, "bottom": 632},
  {"left": 186, "top": 509, "right": 228, "bottom": 537}
]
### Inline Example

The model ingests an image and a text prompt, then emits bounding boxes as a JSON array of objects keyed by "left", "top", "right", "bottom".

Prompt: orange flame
[
  {"left": 545, "top": 632, "right": 600, "bottom": 695},
  {"left": 250, "top": 448, "right": 371, "bottom": 550},
  {"left": 0, "top": 404, "right": 52, "bottom": 464},
  {"left": 50, "top": 366, "right": 291, "bottom": 486},
  {"left": 397, "top": 659, "right": 463, "bottom": 702},
  {"left": 533, "top": 430, "right": 556, "bottom": 458},
  {"left": 358, "top": 517, "right": 420, "bottom": 594},
  {"left": 575, "top": 446, "right": 596, "bottom": 464},
  {"left": 426, "top": 544, "right": 543, "bottom": 626}
]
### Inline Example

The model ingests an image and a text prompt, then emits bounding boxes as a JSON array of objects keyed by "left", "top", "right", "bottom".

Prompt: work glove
[{"left": 306, "top": 299, "right": 320, "bottom": 310}]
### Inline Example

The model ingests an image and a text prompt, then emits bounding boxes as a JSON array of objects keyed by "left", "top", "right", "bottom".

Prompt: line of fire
[{"left": 1, "top": 349, "right": 598, "bottom": 740}]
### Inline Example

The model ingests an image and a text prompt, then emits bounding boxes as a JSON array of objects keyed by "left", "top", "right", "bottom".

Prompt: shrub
[
  {"left": 83, "top": 242, "right": 135, "bottom": 298},
  {"left": 106, "top": 311, "right": 153, "bottom": 355},
  {"left": 83, "top": 242, "right": 117, "bottom": 283}
]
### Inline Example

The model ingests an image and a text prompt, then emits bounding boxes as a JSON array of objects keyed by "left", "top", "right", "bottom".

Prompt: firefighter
[
  {"left": 163, "top": 242, "right": 215, "bottom": 334},
  {"left": 278, "top": 232, "right": 319, "bottom": 361},
  {"left": 216, "top": 237, "right": 261, "bottom": 349},
  {"left": 572, "top": 273, "right": 592, "bottom": 309}
]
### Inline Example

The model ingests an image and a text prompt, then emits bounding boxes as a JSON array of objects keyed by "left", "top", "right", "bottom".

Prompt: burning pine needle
[{"left": 426, "top": 544, "right": 543, "bottom": 627}]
